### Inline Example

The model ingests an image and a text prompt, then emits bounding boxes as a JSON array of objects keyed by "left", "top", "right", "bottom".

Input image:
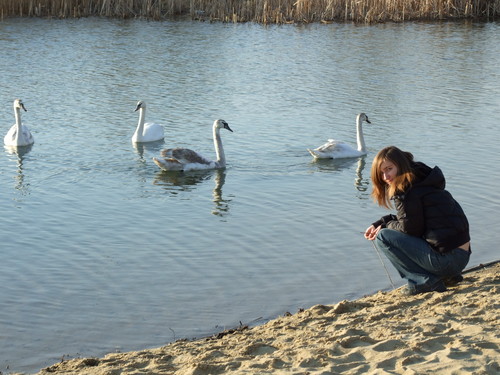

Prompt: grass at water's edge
[{"left": 0, "top": 0, "right": 499, "bottom": 23}]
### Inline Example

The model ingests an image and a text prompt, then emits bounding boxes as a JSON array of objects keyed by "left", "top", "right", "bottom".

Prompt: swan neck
[
  {"left": 14, "top": 107, "right": 22, "bottom": 129},
  {"left": 213, "top": 125, "right": 225, "bottom": 167},
  {"left": 135, "top": 108, "right": 146, "bottom": 137},
  {"left": 14, "top": 107, "right": 22, "bottom": 141},
  {"left": 356, "top": 116, "right": 366, "bottom": 152}
]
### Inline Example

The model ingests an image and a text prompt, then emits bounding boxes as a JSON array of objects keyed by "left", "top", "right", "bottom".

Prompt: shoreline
[{"left": 31, "top": 260, "right": 499, "bottom": 375}]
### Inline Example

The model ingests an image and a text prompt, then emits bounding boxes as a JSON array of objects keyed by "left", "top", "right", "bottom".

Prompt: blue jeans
[{"left": 374, "top": 228, "right": 470, "bottom": 288}]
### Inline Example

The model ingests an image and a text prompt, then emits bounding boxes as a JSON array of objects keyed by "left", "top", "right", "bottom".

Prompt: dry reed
[{"left": 0, "top": 0, "right": 498, "bottom": 23}]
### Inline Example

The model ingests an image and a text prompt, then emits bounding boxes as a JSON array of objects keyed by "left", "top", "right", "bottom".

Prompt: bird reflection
[
  {"left": 354, "top": 157, "right": 370, "bottom": 198},
  {"left": 311, "top": 155, "right": 371, "bottom": 198},
  {"left": 4, "top": 144, "right": 33, "bottom": 193},
  {"left": 310, "top": 156, "right": 359, "bottom": 172},
  {"left": 153, "top": 168, "right": 231, "bottom": 217},
  {"left": 133, "top": 139, "right": 165, "bottom": 160},
  {"left": 153, "top": 169, "right": 213, "bottom": 191},
  {"left": 211, "top": 169, "right": 231, "bottom": 217}
]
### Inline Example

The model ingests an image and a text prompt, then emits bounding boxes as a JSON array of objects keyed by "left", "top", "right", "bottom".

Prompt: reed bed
[{"left": 0, "top": 0, "right": 498, "bottom": 23}]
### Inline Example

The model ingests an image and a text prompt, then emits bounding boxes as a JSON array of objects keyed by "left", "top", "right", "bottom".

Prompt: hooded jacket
[{"left": 372, "top": 162, "right": 470, "bottom": 253}]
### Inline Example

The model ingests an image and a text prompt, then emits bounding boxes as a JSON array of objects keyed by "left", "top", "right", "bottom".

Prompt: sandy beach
[{"left": 33, "top": 261, "right": 499, "bottom": 375}]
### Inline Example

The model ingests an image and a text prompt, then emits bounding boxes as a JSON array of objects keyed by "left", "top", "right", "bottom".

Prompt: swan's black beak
[
  {"left": 224, "top": 122, "right": 233, "bottom": 132},
  {"left": 366, "top": 117, "right": 371, "bottom": 124},
  {"left": 21, "top": 103, "right": 27, "bottom": 112},
  {"left": 134, "top": 104, "right": 140, "bottom": 112}
]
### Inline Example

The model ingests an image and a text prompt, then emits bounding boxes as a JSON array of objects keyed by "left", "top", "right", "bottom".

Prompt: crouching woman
[{"left": 364, "top": 146, "right": 471, "bottom": 295}]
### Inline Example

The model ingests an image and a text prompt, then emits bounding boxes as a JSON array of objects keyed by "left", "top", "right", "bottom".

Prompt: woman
[{"left": 364, "top": 146, "right": 471, "bottom": 295}]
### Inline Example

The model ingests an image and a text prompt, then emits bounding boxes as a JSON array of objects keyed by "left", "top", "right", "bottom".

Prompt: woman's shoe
[
  {"left": 402, "top": 280, "right": 447, "bottom": 296},
  {"left": 443, "top": 274, "right": 464, "bottom": 287}
]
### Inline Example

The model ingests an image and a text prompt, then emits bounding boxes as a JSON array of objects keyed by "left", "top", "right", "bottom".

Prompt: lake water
[{"left": 0, "top": 18, "right": 499, "bottom": 373}]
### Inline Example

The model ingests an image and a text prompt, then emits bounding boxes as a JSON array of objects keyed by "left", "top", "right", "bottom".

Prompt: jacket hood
[{"left": 412, "top": 162, "right": 446, "bottom": 190}]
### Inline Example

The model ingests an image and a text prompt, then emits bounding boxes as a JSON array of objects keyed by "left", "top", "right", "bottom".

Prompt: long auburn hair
[{"left": 371, "top": 146, "right": 416, "bottom": 208}]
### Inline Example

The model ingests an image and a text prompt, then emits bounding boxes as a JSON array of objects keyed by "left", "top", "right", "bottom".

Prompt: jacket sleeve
[
  {"left": 372, "top": 214, "right": 397, "bottom": 228},
  {"left": 386, "top": 190, "right": 425, "bottom": 236}
]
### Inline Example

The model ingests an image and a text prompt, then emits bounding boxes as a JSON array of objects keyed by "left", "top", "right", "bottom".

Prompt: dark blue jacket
[{"left": 372, "top": 162, "right": 470, "bottom": 253}]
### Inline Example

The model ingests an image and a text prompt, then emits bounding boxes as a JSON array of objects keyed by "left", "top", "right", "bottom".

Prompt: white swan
[
  {"left": 132, "top": 100, "right": 165, "bottom": 143},
  {"left": 308, "top": 113, "right": 371, "bottom": 159},
  {"left": 153, "top": 119, "right": 233, "bottom": 171},
  {"left": 4, "top": 99, "right": 34, "bottom": 147}
]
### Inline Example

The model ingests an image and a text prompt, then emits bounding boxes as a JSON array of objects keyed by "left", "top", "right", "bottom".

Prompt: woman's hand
[{"left": 364, "top": 225, "right": 381, "bottom": 241}]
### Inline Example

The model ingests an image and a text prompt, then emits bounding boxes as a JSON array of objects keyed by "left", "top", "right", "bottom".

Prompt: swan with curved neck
[
  {"left": 132, "top": 100, "right": 164, "bottom": 143},
  {"left": 153, "top": 119, "right": 233, "bottom": 171},
  {"left": 4, "top": 99, "right": 34, "bottom": 147},
  {"left": 308, "top": 113, "right": 371, "bottom": 159}
]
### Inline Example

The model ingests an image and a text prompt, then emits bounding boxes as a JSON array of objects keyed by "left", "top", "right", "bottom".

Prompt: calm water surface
[{"left": 0, "top": 18, "right": 499, "bottom": 373}]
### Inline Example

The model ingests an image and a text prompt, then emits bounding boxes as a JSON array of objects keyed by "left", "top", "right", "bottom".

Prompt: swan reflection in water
[
  {"left": 310, "top": 156, "right": 360, "bottom": 173},
  {"left": 311, "top": 156, "right": 371, "bottom": 198},
  {"left": 354, "top": 157, "right": 370, "bottom": 197},
  {"left": 133, "top": 139, "right": 165, "bottom": 161},
  {"left": 211, "top": 169, "right": 230, "bottom": 217},
  {"left": 4, "top": 144, "right": 33, "bottom": 194},
  {"left": 153, "top": 168, "right": 231, "bottom": 217}
]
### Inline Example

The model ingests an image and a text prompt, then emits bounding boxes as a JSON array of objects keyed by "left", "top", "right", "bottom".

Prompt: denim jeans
[{"left": 374, "top": 228, "right": 470, "bottom": 288}]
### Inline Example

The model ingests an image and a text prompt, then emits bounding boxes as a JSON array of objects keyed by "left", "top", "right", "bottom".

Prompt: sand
[{"left": 34, "top": 261, "right": 499, "bottom": 375}]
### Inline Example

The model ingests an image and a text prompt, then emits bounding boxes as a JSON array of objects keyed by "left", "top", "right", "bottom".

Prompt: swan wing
[
  {"left": 144, "top": 122, "right": 164, "bottom": 139},
  {"left": 160, "top": 148, "right": 212, "bottom": 165},
  {"left": 22, "top": 125, "right": 34, "bottom": 144},
  {"left": 4, "top": 125, "right": 17, "bottom": 144},
  {"left": 4, "top": 124, "right": 34, "bottom": 146},
  {"left": 133, "top": 122, "right": 164, "bottom": 143},
  {"left": 316, "top": 139, "right": 345, "bottom": 152},
  {"left": 153, "top": 157, "right": 185, "bottom": 171},
  {"left": 153, "top": 155, "right": 218, "bottom": 172},
  {"left": 309, "top": 139, "right": 361, "bottom": 159}
]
